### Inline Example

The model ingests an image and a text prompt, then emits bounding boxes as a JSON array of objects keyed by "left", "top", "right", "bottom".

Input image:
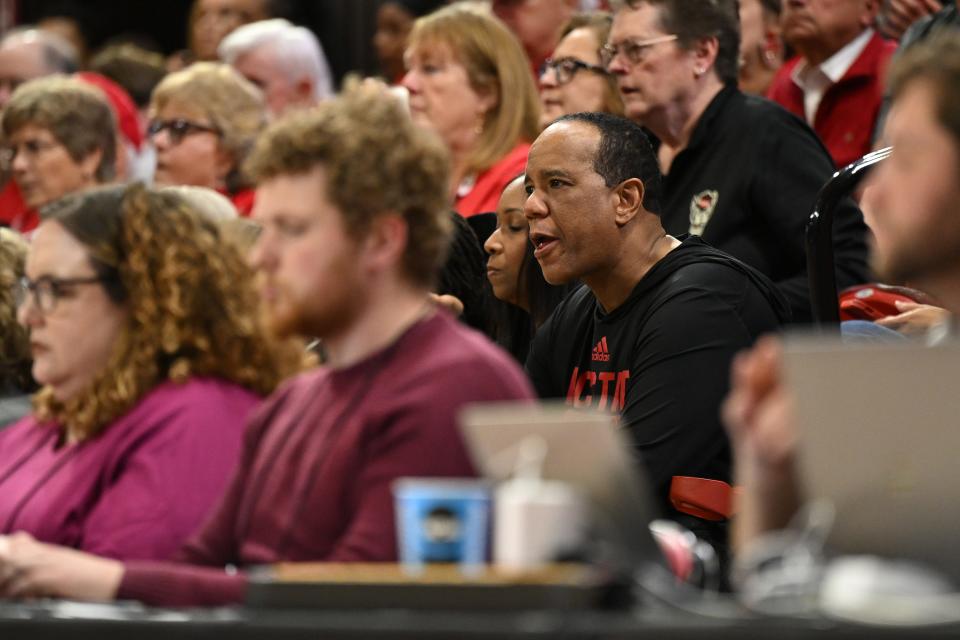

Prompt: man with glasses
[{"left": 605, "top": 0, "right": 871, "bottom": 322}]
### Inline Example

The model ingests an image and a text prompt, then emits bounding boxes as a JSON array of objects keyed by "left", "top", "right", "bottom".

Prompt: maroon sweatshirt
[{"left": 118, "top": 312, "right": 534, "bottom": 606}]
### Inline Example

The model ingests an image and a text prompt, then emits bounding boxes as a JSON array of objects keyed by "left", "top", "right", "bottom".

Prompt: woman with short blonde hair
[{"left": 148, "top": 62, "right": 266, "bottom": 215}]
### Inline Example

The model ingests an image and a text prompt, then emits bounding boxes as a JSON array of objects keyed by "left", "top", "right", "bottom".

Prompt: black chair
[{"left": 805, "top": 146, "right": 892, "bottom": 326}]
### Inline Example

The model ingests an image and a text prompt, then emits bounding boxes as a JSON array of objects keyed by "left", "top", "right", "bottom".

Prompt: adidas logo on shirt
[{"left": 591, "top": 337, "right": 610, "bottom": 362}]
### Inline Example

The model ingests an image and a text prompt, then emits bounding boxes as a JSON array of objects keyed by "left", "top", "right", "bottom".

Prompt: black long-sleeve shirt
[{"left": 658, "top": 86, "right": 871, "bottom": 322}]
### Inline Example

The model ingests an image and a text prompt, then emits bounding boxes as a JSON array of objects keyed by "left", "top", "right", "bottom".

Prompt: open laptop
[
  {"left": 459, "top": 402, "right": 665, "bottom": 577},
  {"left": 784, "top": 335, "right": 960, "bottom": 577}
]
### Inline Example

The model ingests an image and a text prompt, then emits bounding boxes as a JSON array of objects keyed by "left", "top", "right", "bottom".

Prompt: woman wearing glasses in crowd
[
  {"left": 148, "top": 62, "right": 265, "bottom": 216},
  {"left": 538, "top": 12, "right": 624, "bottom": 130},
  {"left": 0, "top": 183, "right": 300, "bottom": 561},
  {"left": 0, "top": 77, "right": 118, "bottom": 233},
  {"left": 402, "top": 5, "right": 540, "bottom": 217}
]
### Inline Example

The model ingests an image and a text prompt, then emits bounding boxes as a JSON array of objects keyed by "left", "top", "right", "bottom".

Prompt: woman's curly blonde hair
[
  {"left": 0, "top": 229, "right": 32, "bottom": 392},
  {"left": 34, "top": 183, "right": 303, "bottom": 441}
]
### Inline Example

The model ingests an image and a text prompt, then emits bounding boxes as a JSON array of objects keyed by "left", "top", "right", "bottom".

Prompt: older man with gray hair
[
  {"left": 0, "top": 28, "right": 78, "bottom": 109},
  {"left": 218, "top": 18, "right": 334, "bottom": 118}
]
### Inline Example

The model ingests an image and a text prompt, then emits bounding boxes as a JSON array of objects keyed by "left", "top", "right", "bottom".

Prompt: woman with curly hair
[
  {"left": 0, "top": 182, "right": 300, "bottom": 561},
  {"left": 0, "top": 229, "right": 33, "bottom": 428}
]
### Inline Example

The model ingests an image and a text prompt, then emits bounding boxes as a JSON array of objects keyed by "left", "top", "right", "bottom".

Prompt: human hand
[
  {"left": 0, "top": 532, "right": 123, "bottom": 601},
  {"left": 722, "top": 336, "right": 803, "bottom": 549},
  {"left": 875, "top": 301, "right": 950, "bottom": 336},
  {"left": 879, "top": 0, "right": 942, "bottom": 39},
  {"left": 722, "top": 336, "right": 797, "bottom": 469},
  {"left": 430, "top": 293, "right": 464, "bottom": 317}
]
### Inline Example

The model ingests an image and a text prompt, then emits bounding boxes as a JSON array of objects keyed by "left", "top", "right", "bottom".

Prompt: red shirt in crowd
[
  {"left": 767, "top": 31, "right": 896, "bottom": 169},
  {"left": 454, "top": 142, "right": 530, "bottom": 218}
]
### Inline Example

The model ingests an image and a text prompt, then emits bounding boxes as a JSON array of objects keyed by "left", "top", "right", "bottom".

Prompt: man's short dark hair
[
  {"left": 555, "top": 111, "right": 663, "bottom": 215},
  {"left": 627, "top": 0, "right": 740, "bottom": 86}
]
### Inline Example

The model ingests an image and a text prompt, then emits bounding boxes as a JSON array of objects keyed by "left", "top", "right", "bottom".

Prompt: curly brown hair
[
  {"left": 246, "top": 78, "right": 452, "bottom": 288},
  {"left": 34, "top": 183, "right": 302, "bottom": 441},
  {"left": 0, "top": 229, "right": 32, "bottom": 392}
]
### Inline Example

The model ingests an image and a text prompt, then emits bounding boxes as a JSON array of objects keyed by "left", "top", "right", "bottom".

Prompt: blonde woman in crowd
[
  {"left": 148, "top": 62, "right": 266, "bottom": 216},
  {"left": 403, "top": 4, "right": 540, "bottom": 217}
]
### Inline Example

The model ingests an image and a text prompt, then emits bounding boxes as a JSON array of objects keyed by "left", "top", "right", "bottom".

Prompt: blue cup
[{"left": 393, "top": 478, "right": 492, "bottom": 573}]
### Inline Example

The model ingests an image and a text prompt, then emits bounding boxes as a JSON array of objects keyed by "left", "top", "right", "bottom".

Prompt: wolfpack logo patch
[{"left": 689, "top": 189, "right": 719, "bottom": 235}]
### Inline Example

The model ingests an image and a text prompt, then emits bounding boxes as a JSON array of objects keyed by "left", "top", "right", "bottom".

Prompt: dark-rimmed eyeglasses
[
  {"left": 600, "top": 34, "right": 679, "bottom": 68},
  {"left": 147, "top": 118, "right": 221, "bottom": 145},
  {"left": 16, "top": 275, "right": 113, "bottom": 315},
  {"left": 539, "top": 57, "right": 609, "bottom": 85}
]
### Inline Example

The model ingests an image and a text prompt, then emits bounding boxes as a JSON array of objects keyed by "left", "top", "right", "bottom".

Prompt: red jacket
[
  {"left": 767, "top": 32, "right": 896, "bottom": 169},
  {"left": 454, "top": 142, "right": 530, "bottom": 218},
  {"left": 0, "top": 181, "right": 38, "bottom": 233}
]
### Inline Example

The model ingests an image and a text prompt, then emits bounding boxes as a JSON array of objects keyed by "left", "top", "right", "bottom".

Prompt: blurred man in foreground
[{"left": 726, "top": 34, "right": 960, "bottom": 550}]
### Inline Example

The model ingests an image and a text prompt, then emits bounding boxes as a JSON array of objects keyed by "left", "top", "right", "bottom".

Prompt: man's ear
[
  {"left": 361, "top": 212, "right": 409, "bottom": 274},
  {"left": 614, "top": 177, "right": 645, "bottom": 227}
]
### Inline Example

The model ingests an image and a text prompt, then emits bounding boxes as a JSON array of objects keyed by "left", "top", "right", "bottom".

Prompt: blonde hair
[
  {"left": 150, "top": 62, "right": 267, "bottom": 190},
  {"left": 159, "top": 185, "right": 238, "bottom": 222},
  {"left": 0, "top": 229, "right": 31, "bottom": 392},
  {"left": 34, "top": 183, "right": 302, "bottom": 441},
  {"left": 408, "top": 4, "right": 540, "bottom": 175},
  {"left": 247, "top": 78, "right": 452, "bottom": 288}
]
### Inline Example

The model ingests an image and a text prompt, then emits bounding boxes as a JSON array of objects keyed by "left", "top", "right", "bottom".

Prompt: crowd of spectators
[{"left": 0, "top": 0, "right": 955, "bottom": 612}]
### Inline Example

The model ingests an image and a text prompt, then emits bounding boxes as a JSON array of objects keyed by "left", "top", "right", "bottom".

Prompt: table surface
[{"left": 2, "top": 599, "right": 960, "bottom": 640}]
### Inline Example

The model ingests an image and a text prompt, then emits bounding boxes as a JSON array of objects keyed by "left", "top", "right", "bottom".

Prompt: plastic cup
[{"left": 393, "top": 478, "right": 492, "bottom": 574}]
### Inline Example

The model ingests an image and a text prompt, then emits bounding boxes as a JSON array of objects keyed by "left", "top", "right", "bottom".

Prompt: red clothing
[
  {"left": 454, "top": 142, "right": 530, "bottom": 218},
  {"left": 227, "top": 187, "right": 255, "bottom": 217},
  {"left": 0, "top": 379, "right": 259, "bottom": 560},
  {"left": 0, "top": 181, "right": 37, "bottom": 233},
  {"left": 766, "top": 32, "right": 896, "bottom": 169},
  {"left": 118, "top": 312, "right": 534, "bottom": 606}
]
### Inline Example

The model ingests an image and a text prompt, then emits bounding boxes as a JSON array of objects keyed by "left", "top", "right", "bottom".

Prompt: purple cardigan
[{"left": 0, "top": 378, "right": 260, "bottom": 560}]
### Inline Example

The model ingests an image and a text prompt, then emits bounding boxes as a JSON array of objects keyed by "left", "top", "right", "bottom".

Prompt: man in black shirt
[{"left": 524, "top": 112, "right": 790, "bottom": 547}]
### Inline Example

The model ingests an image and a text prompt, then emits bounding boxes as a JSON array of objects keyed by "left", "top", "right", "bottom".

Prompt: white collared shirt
[{"left": 791, "top": 28, "right": 874, "bottom": 124}]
